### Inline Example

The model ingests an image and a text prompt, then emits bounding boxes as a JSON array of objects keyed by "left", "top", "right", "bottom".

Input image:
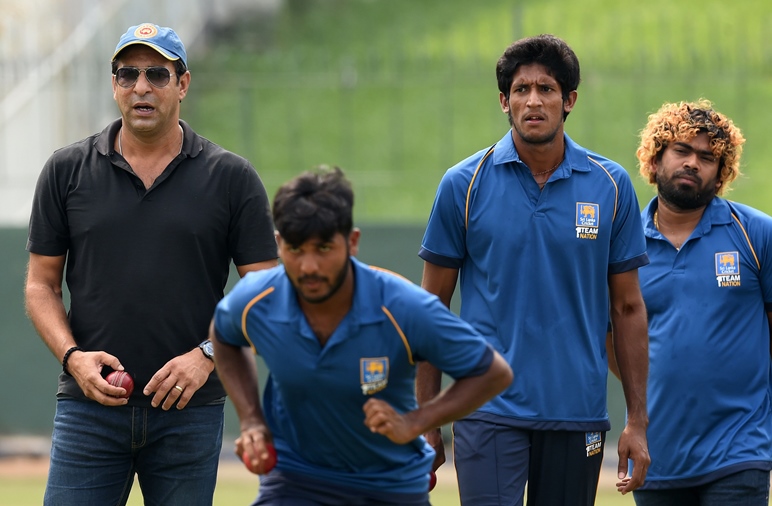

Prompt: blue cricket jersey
[
  {"left": 638, "top": 197, "right": 772, "bottom": 489},
  {"left": 419, "top": 130, "right": 648, "bottom": 430},
  {"left": 214, "top": 257, "right": 495, "bottom": 494}
]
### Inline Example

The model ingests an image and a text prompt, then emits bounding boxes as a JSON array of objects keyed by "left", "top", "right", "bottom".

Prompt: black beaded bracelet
[{"left": 62, "top": 346, "right": 83, "bottom": 376}]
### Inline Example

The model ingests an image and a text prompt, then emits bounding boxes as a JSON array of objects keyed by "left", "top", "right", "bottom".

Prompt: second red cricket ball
[{"left": 242, "top": 443, "right": 277, "bottom": 475}]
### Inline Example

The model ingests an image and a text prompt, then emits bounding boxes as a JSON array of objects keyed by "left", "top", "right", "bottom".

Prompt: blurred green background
[
  {"left": 186, "top": 0, "right": 772, "bottom": 221},
  {"left": 2, "top": 0, "right": 771, "bottom": 475}
]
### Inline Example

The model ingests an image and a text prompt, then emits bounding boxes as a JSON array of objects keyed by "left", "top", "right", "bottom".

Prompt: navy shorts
[
  {"left": 253, "top": 470, "right": 431, "bottom": 506},
  {"left": 453, "top": 418, "right": 605, "bottom": 506}
]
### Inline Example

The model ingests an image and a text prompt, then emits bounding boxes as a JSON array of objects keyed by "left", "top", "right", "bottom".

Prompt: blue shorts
[
  {"left": 453, "top": 418, "right": 605, "bottom": 506},
  {"left": 254, "top": 470, "right": 430, "bottom": 506}
]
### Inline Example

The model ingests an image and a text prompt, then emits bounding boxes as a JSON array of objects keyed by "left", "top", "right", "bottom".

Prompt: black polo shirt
[{"left": 27, "top": 119, "right": 277, "bottom": 407}]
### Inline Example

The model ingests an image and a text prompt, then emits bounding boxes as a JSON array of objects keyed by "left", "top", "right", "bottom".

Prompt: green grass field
[
  {"left": 5, "top": 457, "right": 769, "bottom": 505},
  {"left": 4, "top": 470, "right": 770, "bottom": 505},
  {"left": 0, "top": 459, "right": 641, "bottom": 506}
]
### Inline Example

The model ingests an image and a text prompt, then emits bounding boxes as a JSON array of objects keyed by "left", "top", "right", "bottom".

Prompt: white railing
[{"left": 0, "top": 0, "right": 278, "bottom": 226}]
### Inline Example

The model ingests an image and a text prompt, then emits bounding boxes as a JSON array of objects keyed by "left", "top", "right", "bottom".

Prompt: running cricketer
[{"left": 211, "top": 167, "right": 513, "bottom": 505}]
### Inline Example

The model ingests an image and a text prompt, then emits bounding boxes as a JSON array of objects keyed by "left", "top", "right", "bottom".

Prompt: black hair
[
  {"left": 273, "top": 166, "right": 354, "bottom": 247},
  {"left": 496, "top": 34, "right": 581, "bottom": 120}
]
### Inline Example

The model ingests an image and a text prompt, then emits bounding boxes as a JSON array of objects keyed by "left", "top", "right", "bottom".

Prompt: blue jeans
[
  {"left": 44, "top": 397, "right": 224, "bottom": 506},
  {"left": 633, "top": 470, "right": 771, "bottom": 506}
]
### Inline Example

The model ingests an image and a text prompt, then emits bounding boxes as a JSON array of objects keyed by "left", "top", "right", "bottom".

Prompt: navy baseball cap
[{"left": 112, "top": 23, "right": 187, "bottom": 66}]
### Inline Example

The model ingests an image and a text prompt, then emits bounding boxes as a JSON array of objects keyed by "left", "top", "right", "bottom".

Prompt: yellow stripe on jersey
[
  {"left": 731, "top": 213, "right": 761, "bottom": 270},
  {"left": 381, "top": 306, "right": 415, "bottom": 366},
  {"left": 240, "top": 286, "right": 275, "bottom": 354},
  {"left": 369, "top": 265, "right": 410, "bottom": 282},
  {"left": 588, "top": 156, "right": 619, "bottom": 222},
  {"left": 465, "top": 146, "right": 496, "bottom": 229}
]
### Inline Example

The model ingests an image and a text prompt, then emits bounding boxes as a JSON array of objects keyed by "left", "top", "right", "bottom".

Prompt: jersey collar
[
  {"left": 95, "top": 118, "right": 203, "bottom": 158},
  {"left": 642, "top": 196, "right": 734, "bottom": 240},
  {"left": 271, "top": 256, "right": 387, "bottom": 327},
  {"left": 492, "top": 130, "right": 593, "bottom": 177}
]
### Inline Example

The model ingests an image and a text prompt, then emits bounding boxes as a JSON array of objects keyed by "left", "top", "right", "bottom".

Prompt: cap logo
[{"left": 135, "top": 24, "right": 158, "bottom": 39}]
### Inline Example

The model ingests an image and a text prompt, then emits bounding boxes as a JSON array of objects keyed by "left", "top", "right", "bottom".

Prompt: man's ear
[
  {"left": 178, "top": 70, "right": 190, "bottom": 103},
  {"left": 348, "top": 228, "right": 361, "bottom": 257},
  {"left": 274, "top": 231, "right": 285, "bottom": 251},
  {"left": 499, "top": 92, "right": 510, "bottom": 114},
  {"left": 563, "top": 90, "right": 578, "bottom": 115}
]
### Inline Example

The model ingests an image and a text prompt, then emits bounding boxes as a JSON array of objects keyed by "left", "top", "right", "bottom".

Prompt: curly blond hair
[{"left": 637, "top": 99, "right": 745, "bottom": 195}]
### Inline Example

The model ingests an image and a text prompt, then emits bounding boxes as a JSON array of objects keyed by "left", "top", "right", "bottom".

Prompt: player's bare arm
[
  {"left": 25, "top": 253, "right": 127, "bottom": 405},
  {"left": 210, "top": 324, "right": 273, "bottom": 464},
  {"left": 368, "top": 350, "right": 512, "bottom": 443},
  {"left": 25, "top": 253, "right": 79, "bottom": 365},
  {"left": 609, "top": 269, "right": 650, "bottom": 494},
  {"left": 605, "top": 331, "right": 621, "bottom": 380},
  {"left": 415, "top": 261, "right": 460, "bottom": 469}
]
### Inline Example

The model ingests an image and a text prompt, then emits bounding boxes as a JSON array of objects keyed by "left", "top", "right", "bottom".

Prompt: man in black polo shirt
[{"left": 24, "top": 23, "right": 278, "bottom": 506}]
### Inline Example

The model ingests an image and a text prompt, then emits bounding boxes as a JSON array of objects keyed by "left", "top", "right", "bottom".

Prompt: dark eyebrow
[
  {"left": 672, "top": 142, "right": 714, "bottom": 158},
  {"left": 513, "top": 79, "right": 556, "bottom": 86},
  {"left": 290, "top": 238, "right": 333, "bottom": 249}
]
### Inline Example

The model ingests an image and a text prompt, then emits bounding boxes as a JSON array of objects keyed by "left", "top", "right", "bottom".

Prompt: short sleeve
[
  {"left": 26, "top": 155, "right": 70, "bottom": 256},
  {"left": 608, "top": 168, "right": 648, "bottom": 273},
  {"left": 419, "top": 169, "right": 469, "bottom": 268},
  {"left": 228, "top": 162, "right": 278, "bottom": 266},
  {"left": 214, "top": 283, "right": 251, "bottom": 348},
  {"left": 396, "top": 285, "right": 491, "bottom": 379},
  {"left": 740, "top": 206, "right": 772, "bottom": 308}
]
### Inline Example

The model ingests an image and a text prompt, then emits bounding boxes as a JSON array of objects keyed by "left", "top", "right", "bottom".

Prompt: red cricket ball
[
  {"left": 429, "top": 471, "right": 437, "bottom": 491},
  {"left": 106, "top": 371, "right": 134, "bottom": 398},
  {"left": 242, "top": 443, "right": 277, "bottom": 475}
]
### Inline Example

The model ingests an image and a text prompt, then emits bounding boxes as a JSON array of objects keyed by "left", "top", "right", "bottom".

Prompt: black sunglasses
[{"left": 114, "top": 66, "right": 176, "bottom": 88}]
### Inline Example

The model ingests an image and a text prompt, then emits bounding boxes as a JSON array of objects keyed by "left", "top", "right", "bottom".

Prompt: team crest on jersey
[
  {"left": 360, "top": 357, "right": 389, "bottom": 395},
  {"left": 585, "top": 431, "right": 602, "bottom": 457},
  {"left": 575, "top": 202, "right": 599, "bottom": 240},
  {"left": 715, "top": 251, "right": 741, "bottom": 287}
]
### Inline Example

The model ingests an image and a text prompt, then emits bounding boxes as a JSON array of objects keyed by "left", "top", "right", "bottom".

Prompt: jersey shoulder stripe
[
  {"left": 587, "top": 156, "right": 619, "bottom": 222},
  {"left": 380, "top": 306, "right": 415, "bottom": 365},
  {"left": 368, "top": 264, "right": 416, "bottom": 364},
  {"left": 369, "top": 265, "right": 410, "bottom": 282},
  {"left": 730, "top": 212, "right": 761, "bottom": 270},
  {"left": 465, "top": 145, "right": 496, "bottom": 229},
  {"left": 241, "top": 286, "right": 275, "bottom": 353}
]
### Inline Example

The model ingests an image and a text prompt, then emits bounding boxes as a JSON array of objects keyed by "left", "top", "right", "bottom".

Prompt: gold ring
[{"left": 174, "top": 385, "right": 184, "bottom": 392}]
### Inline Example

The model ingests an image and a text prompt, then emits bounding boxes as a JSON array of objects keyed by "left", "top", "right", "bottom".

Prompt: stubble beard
[
  {"left": 656, "top": 172, "right": 718, "bottom": 211},
  {"left": 295, "top": 256, "right": 351, "bottom": 304},
  {"left": 509, "top": 111, "right": 561, "bottom": 146}
]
